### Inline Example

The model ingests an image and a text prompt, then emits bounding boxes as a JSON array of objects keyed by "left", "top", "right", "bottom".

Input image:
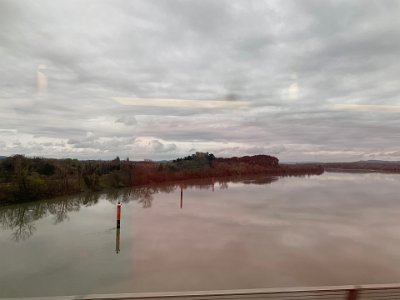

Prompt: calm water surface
[{"left": 1, "top": 172, "right": 400, "bottom": 297}]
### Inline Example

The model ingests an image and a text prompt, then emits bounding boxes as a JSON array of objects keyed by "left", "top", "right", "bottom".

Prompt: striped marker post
[{"left": 116, "top": 201, "right": 121, "bottom": 229}]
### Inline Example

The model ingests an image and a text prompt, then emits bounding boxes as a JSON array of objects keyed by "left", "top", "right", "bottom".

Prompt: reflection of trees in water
[
  {"left": 81, "top": 192, "right": 101, "bottom": 207},
  {"left": 131, "top": 186, "right": 155, "bottom": 208},
  {"left": 0, "top": 193, "right": 101, "bottom": 241},
  {"left": 0, "top": 205, "right": 41, "bottom": 241},
  {"left": 219, "top": 181, "right": 229, "bottom": 189},
  {"left": 105, "top": 189, "right": 124, "bottom": 202},
  {"left": 242, "top": 176, "right": 278, "bottom": 185},
  {"left": 106, "top": 185, "right": 177, "bottom": 208},
  {"left": 139, "top": 193, "right": 152, "bottom": 208},
  {"left": 47, "top": 198, "right": 80, "bottom": 224},
  {"left": 0, "top": 175, "right": 281, "bottom": 241},
  {"left": 133, "top": 185, "right": 176, "bottom": 208},
  {"left": 108, "top": 175, "right": 280, "bottom": 208}
]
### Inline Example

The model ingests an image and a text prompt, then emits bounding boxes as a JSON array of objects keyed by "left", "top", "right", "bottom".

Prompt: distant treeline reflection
[
  {"left": 0, "top": 192, "right": 100, "bottom": 242},
  {"left": 0, "top": 176, "right": 281, "bottom": 241}
]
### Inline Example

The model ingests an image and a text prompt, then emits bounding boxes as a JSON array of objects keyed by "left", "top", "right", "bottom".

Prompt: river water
[{"left": 1, "top": 172, "right": 400, "bottom": 297}]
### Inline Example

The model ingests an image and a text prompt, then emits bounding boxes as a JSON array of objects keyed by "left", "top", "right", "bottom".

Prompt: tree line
[
  {"left": 0, "top": 152, "right": 324, "bottom": 204},
  {"left": 0, "top": 155, "right": 134, "bottom": 204}
]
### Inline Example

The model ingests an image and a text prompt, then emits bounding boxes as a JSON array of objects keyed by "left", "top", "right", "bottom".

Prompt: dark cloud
[
  {"left": 1, "top": 0, "right": 399, "bottom": 161},
  {"left": 149, "top": 140, "right": 177, "bottom": 153}
]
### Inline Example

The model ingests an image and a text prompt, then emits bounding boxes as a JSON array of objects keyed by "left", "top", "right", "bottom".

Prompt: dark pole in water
[
  {"left": 115, "top": 227, "right": 120, "bottom": 254},
  {"left": 346, "top": 288, "right": 359, "bottom": 300},
  {"left": 116, "top": 201, "right": 121, "bottom": 229},
  {"left": 180, "top": 185, "right": 183, "bottom": 209}
]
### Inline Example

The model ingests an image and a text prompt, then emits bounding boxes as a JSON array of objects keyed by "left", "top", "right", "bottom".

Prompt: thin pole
[
  {"left": 116, "top": 201, "right": 121, "bottom": 228},
  {"left": 180, "top": 185, "right": 183, "bottom": 209}
]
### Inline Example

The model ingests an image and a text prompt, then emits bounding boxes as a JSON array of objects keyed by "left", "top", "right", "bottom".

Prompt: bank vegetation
[{"left": 0, "top": 153, "right": 323, "bottom": 204}]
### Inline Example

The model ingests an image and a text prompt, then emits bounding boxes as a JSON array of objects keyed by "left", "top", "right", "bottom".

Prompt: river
[{"left": 1, "top": 172, "right": 400, "bottom": 297}]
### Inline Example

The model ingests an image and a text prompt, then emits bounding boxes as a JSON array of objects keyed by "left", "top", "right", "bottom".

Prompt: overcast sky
[{"left": 1, "top": 0, "right": 399, "bottom": 162}]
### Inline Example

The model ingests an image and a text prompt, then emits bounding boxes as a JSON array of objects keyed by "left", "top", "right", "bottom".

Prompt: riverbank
[{"left": 0, "top": 153, "right": 324, "bottom": 205}]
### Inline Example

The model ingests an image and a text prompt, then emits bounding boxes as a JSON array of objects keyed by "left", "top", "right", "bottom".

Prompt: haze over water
[{"left": 1, "top": 172, "right": 400, "bottom": 298}]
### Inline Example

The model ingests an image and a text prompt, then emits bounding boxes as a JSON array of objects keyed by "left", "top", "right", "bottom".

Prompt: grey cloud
[
  {"left": 1, "top": 0, "right": 399, "bottom": 161},
  {"left": 115, "top": 116, "right": 137, "bottom": 126},
  {"left": 150, "top": 140, "right": 177, "bottom": 153},
  {"left": 67, "top": 137, "right": 135, "bottom": 151}
]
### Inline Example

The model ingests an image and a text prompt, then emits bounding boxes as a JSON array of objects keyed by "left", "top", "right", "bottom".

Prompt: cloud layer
[{"left": 1, "top": 0, "right": 400, "bottom": 161}]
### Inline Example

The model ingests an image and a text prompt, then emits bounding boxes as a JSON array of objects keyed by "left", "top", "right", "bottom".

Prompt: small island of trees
[{"left": 0, "top": 152, "right": 324, "bottom": 205}]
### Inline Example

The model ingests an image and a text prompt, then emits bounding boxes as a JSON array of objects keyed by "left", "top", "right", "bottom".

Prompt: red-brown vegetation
[{"left": 132, "top": 154, "right": 323, "bottom": 186}]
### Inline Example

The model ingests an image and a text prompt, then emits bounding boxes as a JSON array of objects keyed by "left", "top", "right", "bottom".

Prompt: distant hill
[
  {"left": 321, "top": 160, "right": 400, "bottom": 173},
  {"left": 0, "top": 156, "right": 7, "bottom": 160},
  {"left": 362, "top": 160, "right": 400, "bottom": 164}
]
